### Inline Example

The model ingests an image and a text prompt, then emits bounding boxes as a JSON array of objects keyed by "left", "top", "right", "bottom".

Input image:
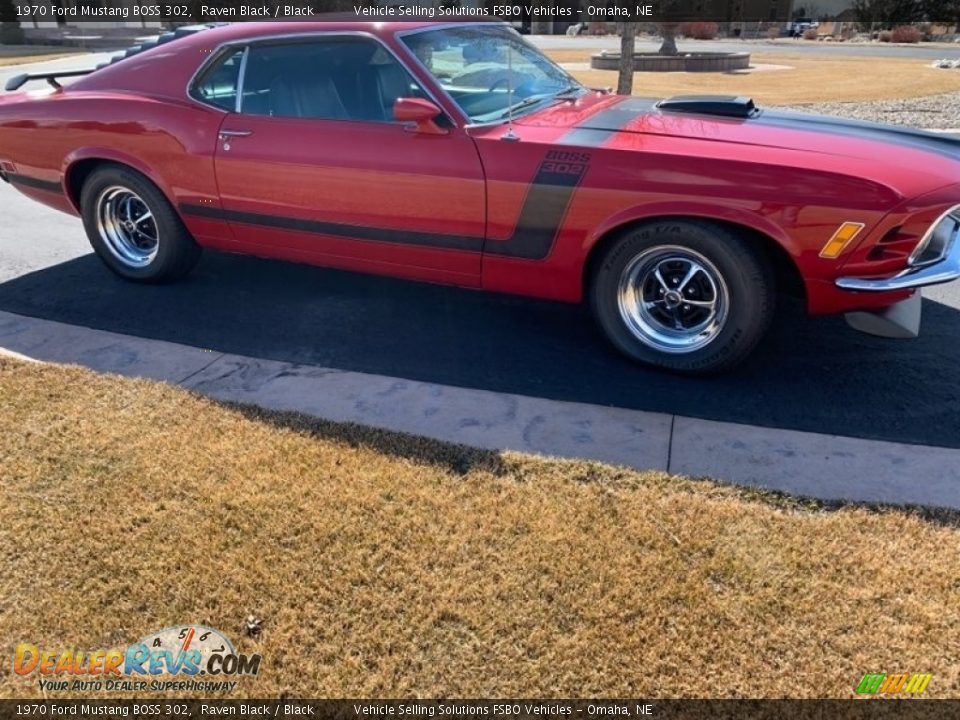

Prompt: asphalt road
[
  {"left": 534, "top": 35, "right": 960, "bottom": 60},
  {"left": 0, "top": 52, "right": 112, "bottom": 89},
  {"left": 1, "top": 179, "right": 959, "bottom": 449}
]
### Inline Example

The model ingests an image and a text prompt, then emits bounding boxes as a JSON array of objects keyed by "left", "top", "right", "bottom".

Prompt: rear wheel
[
  {"left": 590, "top": 219, "right": 775, "bottom": 374},
  {"left": 80, "top": 164, "right": 201, "bottom": 283}
]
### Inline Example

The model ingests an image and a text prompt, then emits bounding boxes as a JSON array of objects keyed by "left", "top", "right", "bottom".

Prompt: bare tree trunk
[
  {"left": 658, "top": 22, "right": 680, "bottom": 56},
  {"left": 0, "top": 0, "right": 24, "bottom": 44},
  {"left": 0, "top": 23, "right": 21, "bottom": 44},
  {"left": 616, "top": 22, "right": 636, "bottom": 96}
]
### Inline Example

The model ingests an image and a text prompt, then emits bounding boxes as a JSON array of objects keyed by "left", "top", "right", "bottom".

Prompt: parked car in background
[
  {"left": 791, "top": 19, "right": 819, "bottom": 37},
  {"left": 2, "top": 21, "right": 959, "bottom": 373}
]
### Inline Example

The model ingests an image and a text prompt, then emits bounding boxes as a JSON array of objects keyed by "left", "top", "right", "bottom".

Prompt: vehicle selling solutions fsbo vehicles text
[{"left": 355, "top": 4, "right": 491, "bottom": 17}]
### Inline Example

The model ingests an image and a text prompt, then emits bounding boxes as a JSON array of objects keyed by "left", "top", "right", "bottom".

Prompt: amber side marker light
[{"left": 820, "top": 222, "right": 865, "bottom": 259}]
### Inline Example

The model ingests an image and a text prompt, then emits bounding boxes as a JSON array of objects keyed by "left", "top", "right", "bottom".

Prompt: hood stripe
[
  {"left": 557, "top": 99, "right": 960, "bottom": 163},
  {"left": 558, "top": 97, "right": 658, "bottom": 147},
  {"left": 756, "top": 110, "right": 960, "bottom": 161}
]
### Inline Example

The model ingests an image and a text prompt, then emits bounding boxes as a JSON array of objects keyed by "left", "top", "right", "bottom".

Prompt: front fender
[{"left": 583, "top": 200, "right": 802, "bottom": 260}]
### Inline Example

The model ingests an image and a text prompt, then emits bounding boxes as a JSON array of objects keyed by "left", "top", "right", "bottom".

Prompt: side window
[
  {"left": 191, "top": 48, "right": 244, "bottom": 111},
  {"left": 240, "top": 38, "right": 430, "bottom": 123}
]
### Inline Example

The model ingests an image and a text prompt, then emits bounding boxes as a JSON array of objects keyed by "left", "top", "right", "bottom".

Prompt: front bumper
[{"left": 835, "top": 212, "right": 960, "bottom": 292}]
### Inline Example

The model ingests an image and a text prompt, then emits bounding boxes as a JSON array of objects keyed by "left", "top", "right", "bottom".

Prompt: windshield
[{"left": 400, "top": 25, "right": 585, "bottom": 124}]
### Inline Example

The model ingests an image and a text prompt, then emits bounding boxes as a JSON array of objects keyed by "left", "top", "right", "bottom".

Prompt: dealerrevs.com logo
[{"left": 13, "top": 625, "right": 261, "bottom": 693}]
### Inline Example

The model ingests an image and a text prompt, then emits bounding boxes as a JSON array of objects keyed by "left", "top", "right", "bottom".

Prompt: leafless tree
[
  {"left": 0, "top": 0, "right": 25, "bottom": 44},
  {"left": 658, "top": 22, "right": 680, "bottom": 55},
  {"left": 616, "top": 22, "right": 636, "bottom": 95}
]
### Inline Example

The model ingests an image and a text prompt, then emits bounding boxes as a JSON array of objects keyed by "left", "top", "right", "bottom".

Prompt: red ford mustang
[{"left": 2, "top": 20, "right": 959, "bottom": 373}]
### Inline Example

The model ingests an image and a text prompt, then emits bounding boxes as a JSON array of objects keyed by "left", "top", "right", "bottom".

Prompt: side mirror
[{"left": 394, "top": 98, "right": 448, "bottom": 136}]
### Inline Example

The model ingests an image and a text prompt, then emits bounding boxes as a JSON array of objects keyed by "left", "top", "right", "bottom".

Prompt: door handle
[{"left": 219, "top": 129, "right": 252, "bottom": 138}]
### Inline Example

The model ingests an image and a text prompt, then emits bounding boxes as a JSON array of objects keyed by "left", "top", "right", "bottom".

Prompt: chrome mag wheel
[
  {"left": 616, "top": 245, "right": 730, "bottom": 354},
  {"left": 95, "top": 186, "right": 159, "bottom": 268}
]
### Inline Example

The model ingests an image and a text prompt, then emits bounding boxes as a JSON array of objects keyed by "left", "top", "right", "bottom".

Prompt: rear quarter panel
[
  {"left": 0, "top": 89, "right": 229, "bottom": 244},
  {"left": 0, "top": 31, "right": 236, "bottom": 243}
]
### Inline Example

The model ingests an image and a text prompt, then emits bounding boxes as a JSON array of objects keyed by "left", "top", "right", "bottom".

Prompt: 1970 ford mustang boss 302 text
[{"left": 2, "top": 21, "right": 959, "bottom": 373}]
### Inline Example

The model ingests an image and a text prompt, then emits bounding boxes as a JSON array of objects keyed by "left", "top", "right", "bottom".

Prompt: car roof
[
  {"left": 71, "top": 19, "right": 504, "bottom": 99},
  {"left": 190, "top": 19, "right": 498, "bottom": 45}
]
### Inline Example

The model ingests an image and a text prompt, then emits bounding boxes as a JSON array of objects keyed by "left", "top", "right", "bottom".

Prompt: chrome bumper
[{"left": 835, "top": 220, "right": 960, "bottom": 292}]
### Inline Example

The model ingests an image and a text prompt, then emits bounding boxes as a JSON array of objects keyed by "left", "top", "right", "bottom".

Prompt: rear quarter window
[{"left": 190, "top": 48, "right": 244, "bottom": 111}]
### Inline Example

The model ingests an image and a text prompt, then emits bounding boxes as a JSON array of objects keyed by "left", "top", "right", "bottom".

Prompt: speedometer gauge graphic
[{"left": 137, "top": 625, "right": 235, "bottom": 674}]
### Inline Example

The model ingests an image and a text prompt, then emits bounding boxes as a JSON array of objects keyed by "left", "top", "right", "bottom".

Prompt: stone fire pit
[{"left": 591, "top": 51, "right": 751, "bottom": 73}]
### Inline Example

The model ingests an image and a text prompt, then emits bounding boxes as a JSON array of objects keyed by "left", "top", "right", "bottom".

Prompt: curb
[{"left": 2, "top": 309, "right": 958, "bottom": 510}]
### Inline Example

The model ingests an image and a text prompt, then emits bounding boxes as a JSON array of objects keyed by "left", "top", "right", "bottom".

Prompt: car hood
[{"left": 517, "top": 95, "right": 960, "bottom": 193}]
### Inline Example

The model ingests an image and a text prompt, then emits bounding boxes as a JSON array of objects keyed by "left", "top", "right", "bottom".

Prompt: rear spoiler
[
  {"left": 4, "top": 23, "right": 223, "bottom": 92},
  {"left": 5, "top": 68, "right": 96, "bottom": 92}
]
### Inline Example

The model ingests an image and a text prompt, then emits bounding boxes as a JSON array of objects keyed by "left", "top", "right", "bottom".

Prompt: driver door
[{"left": 204, "top": 35, "right": 485, "bottom": 285}]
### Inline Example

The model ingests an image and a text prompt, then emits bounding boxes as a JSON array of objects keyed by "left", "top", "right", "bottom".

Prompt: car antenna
[{"left": 503, "top": 37, "right": 519, "bottom": 142}]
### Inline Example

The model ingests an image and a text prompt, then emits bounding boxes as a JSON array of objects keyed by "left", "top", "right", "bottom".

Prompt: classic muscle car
[{"left": 2, "top": 20, "right": 959, "bottom": 373}]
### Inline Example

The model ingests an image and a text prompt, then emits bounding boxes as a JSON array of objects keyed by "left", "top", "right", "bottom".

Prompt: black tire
[
  {"left": 589, "top": 219, "right": 775, "bottom": 374},
  {"left": 80, "top": 163, "right": 201, "bottom": 283}
]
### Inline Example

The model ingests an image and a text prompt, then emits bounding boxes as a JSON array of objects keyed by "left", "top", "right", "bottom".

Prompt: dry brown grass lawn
[
  {"left": 547, "top": 50, "right": 960, "bottom": 105},
  {"left": 1, "top": 358, "right": 958, "bottom": 698}
]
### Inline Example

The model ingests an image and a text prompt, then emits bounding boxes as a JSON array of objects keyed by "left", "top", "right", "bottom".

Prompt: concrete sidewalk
[{"left": 2, "top": 308, "right": 959, "bottom": 509}]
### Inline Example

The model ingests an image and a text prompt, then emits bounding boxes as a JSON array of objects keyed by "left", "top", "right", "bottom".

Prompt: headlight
[{"left": 910, "top": 204, "right": 960, "bottom": 267}]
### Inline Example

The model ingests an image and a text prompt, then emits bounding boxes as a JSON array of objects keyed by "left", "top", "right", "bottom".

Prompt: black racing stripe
[
  {"left": 557, "top": 96, "right": 658, "bottom": 146},
  {"left": 484, "top": 161, "right": 587, "bottom": 259},
  {"left": 183, "top": 160, "right": 588, "bottom": 261},
  {"left": 7, "top": 173, "right": 61, "bottom": 194},
  {"left": 180, "top": 203, "right": 484, "bottom": 253},
  {"left": 757, "top": 110, "right": 960, "bottom": 161}
]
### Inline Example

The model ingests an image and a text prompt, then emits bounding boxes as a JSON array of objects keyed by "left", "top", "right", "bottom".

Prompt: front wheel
[
  {"left": 80, "top": 164, "right": 201, "bottom": 283},
  {"left": 589, "top": 220, "right": 775, "bottom": 374}
]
